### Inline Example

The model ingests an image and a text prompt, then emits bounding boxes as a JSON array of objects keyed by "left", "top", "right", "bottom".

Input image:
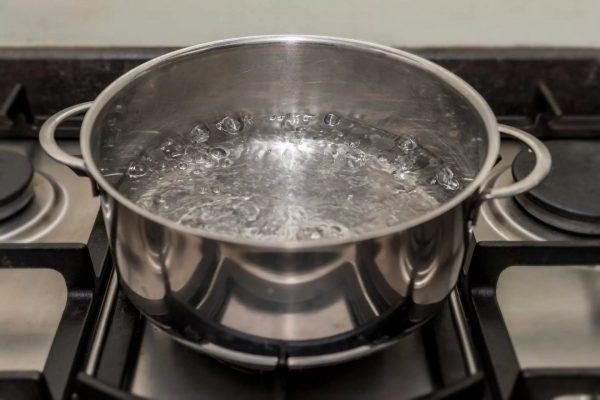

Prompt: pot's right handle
[
  {"left": 479, "top": 124, "right": 551, "bottom": 201},
  {"left": 39, "top": 102, "right": 93, "bottom": 174}
]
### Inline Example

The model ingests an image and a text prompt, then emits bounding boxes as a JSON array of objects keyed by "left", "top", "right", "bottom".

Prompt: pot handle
[
  {"left": 39, "top": 102, "right": 93, "bottom": 174},
  {"left": 479, "top": 124, "right": 551, "bottom": 201}
]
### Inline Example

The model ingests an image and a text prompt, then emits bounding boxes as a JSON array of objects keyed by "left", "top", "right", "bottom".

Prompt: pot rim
[{"left": 80, "top": 35, "right": 499, "bottom": 250}]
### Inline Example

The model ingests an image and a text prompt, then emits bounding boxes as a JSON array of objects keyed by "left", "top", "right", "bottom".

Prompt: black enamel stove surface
[{"left": 1, "top": 48, "right": 600, "bottom": 400}]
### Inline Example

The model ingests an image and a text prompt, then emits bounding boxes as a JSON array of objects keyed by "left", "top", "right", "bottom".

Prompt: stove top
[
  {"left": 1, "top": 48, "right": 600, "bottom": 400},
  {"left": 514, "top": 140, "right": 600, "bottom": 235},
  {"left": 0, "top": 141, "right": 99, "bottom": 243}
]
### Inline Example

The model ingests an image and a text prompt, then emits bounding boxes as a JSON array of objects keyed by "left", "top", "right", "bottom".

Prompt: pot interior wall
[{"left": 89, "top": 40, "right": 489, "bottom": 188}]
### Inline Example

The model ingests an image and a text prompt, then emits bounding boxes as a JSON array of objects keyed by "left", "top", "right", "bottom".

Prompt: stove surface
[
  {"left": 0, "top": 139, "right": 99, "bottom": 383},
  {"left": 497, "top": 265, "right": 600, "bottom": 369},
  {"left": 0, "top": 269, "right": 66, "bottom": 371},
  {"left": 131, "top": 324, "right": 434, "bottom": 399},
  {"left": 2, "top": 48, "right": 600, "bottom": 400},
  {"left": 474, "top": 141, "right": 597, "bottom": 242},
  {"left": 0, "top": 140, "right": 99, "bottom": 243}
]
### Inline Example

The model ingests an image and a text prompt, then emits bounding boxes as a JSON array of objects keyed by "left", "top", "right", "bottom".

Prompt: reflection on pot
[{"left": 110, "top": 198, "right": 467, "bottom": 365}]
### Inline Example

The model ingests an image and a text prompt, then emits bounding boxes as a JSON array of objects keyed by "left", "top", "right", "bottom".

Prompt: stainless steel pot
[{"left": 39, "top": 36, "right": 551, "bottom": 369}]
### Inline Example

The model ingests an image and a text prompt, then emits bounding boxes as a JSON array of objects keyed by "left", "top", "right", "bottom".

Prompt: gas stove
[{"left": 1, "top": 48, "right": 599, "bottom": 400}]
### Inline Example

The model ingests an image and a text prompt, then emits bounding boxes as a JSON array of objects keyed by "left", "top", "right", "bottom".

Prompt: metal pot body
[
  {"left": 102, "top": 189, "right": 467, "bottom": 367},
  {"left": 39, "top": 36, "right": 551, "bottom": 368}
]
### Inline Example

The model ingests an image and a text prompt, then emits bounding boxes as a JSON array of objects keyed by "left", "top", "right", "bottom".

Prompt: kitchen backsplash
[{"left": 0, "top": 0, "right": 599, "bottom": 47}]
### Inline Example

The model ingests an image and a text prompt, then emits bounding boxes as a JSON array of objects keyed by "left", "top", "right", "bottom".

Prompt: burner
[
  {"left": 512, "top": 140, "right": 600, "bottom": 235},
  {"left": 0, "top": 149, "right": 34, "bottom": 220},
  {"left": 0, "top": 173, "right": 61, "bottom": 241}
]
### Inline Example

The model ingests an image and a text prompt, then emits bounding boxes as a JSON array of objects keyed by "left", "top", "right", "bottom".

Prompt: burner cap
[
  {"left": 0, "top": 149, "right": 34, "bottom": 220},
  {"left": 512, "top": 140, "right": 600, "bottom": 235}
]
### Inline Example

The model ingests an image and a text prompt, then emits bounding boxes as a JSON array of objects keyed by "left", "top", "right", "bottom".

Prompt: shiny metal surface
[
  {"left": 0, "top": 140, "right": 99, "bottom": 374},
  {"left": 449, "top": 290, "right": 477, "bottom": 375},
  {"left": 131, "top": 323, "right": 434, "bottom": 400},
  {"left": 0, "top": 269, "right": 67, "bottom": 371},
  {"left": 110, "top": 198, "right": 467, "bottom": 364},
  {"left": 474, "top": 141, "right": 585, "bottom": 241},
  {"left": 40, "top": 36, "right": 550, "bottom": 366},
  {"left": 85, "top": 270, "right": 119, "bottom": 375},
  {"left": 481, "top": 125, "right": 551, "bottom": 201},
  {"left": 497, "top": 266, "right": 600, "bottom": 368},
  {"left": 0, "top": 141, "right": 99, "bottom": 243},
  {"left": 39, "top": 103, "right": 91, "bottom": 173}
]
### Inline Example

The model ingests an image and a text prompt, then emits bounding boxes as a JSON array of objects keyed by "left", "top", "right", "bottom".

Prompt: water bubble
[
  {"left": 347, "top": 175, "right": 369, "bottom": 187},
  {"left": 377, "top": 154, "right": 388, "bottom": 163},
  {"left": 192, "top": 169, "right": 203, "bottom": 176},
  {"left": 297, "top": 227, "right": 322, "bottom": 240},
  {"left": 211, "top": 186, "right": 221, "bottom": 194},
  {"left": 281, "top": 113, "right": 316, "bottom": 132},
  {"left": 181, "top": 151, "right": 195, "bottom": 163},
  {"left": 316, "top": 139, "right": 328, "bottom": 148},
  {"left": 171, "top": 148, "right": 184, "bottom": 158},
  {"left": 391, "top": 182, "right": 414, "bottom": 194},
  {"left": 160, "top": 139, "right": 174, "bottom": 152},
  {"left": 177, "top": 162, "right": 188, "bottom": 170},
  {"left": 395, "top": 136, "right": 418, "bottom": 153},
  {"left": 324, "top": 113, "right": 340, "bottom": 126},
  {"left": 303, "top": 114, "right": 316, "bottom": 123},
  {"left": 349, "top": 139, "right": 360, "bottom": 148},
  {"left": 346, "top": 151, "right": 367, "bottom": 169},
  {"left": 127, "top": 162, "right": 147, "bottom": 178},
  {"left": 393, "top": 154, "right": 417, "bottom": 172},
  {"left": 282, "top": 114, "right": 301, "bottom": 130},
  {"left": 216, "top": 116, "right": 242, "bottom": 134},
  {"left": 152, "top": 195, "right": 167, "bottom": 209},
  {"left": 234, "top": 202, "right": 260, "bottom": 222},
  {"left": 319, "top": 224, "right": 344, "bottom": 237},
  {"left": 160, "top": 140, "right": 183, "bottom": 158},
  {"left": 435, "top": 166, "right": 460, "bottom": 191},
  {"left": 386, "top": 216, "right": 399, "bottom": 226},
  {"left": 190, "top": 124, "right": 210, "bottom": 143},
  {"left": 210, "top": 147, "right": 227, "bottom": 160},
  {"left": 270, "top": 114, "right": 285, "bottom": 121},
  {"left": 243, "top": 226, "right": 262, "bottom": 238},
  {"left": 193, "top": 149, "right": 209, "bottom": 163},
  {"left": 180, "top": 213, "right": 203, "bottom": 227},
  {"left": 242, "top": 114, "right": 253, "bottom": 127},
  {"left": 221, "top": 158, "right": 233, "bottom": 167},
  {"left": 255, "top": 149, "right": 268, "bottom": 161}
]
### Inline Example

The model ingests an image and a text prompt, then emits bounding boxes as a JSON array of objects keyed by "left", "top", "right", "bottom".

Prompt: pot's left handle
[{"left": 39, "top": 102, "right": 93, "bottom": 174}]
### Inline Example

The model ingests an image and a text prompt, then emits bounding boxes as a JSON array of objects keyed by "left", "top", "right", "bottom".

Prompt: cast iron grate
[
  {"left": 464, "top": 242, "right": 600, "bottom": 400},
  {"left": 0, "top": 214, "right": 111, "bottom": 400}
]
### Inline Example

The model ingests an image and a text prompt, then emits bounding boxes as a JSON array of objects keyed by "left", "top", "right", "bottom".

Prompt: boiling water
[{"left": 117, "top": 113, "right": 471, "bottom": 241}]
